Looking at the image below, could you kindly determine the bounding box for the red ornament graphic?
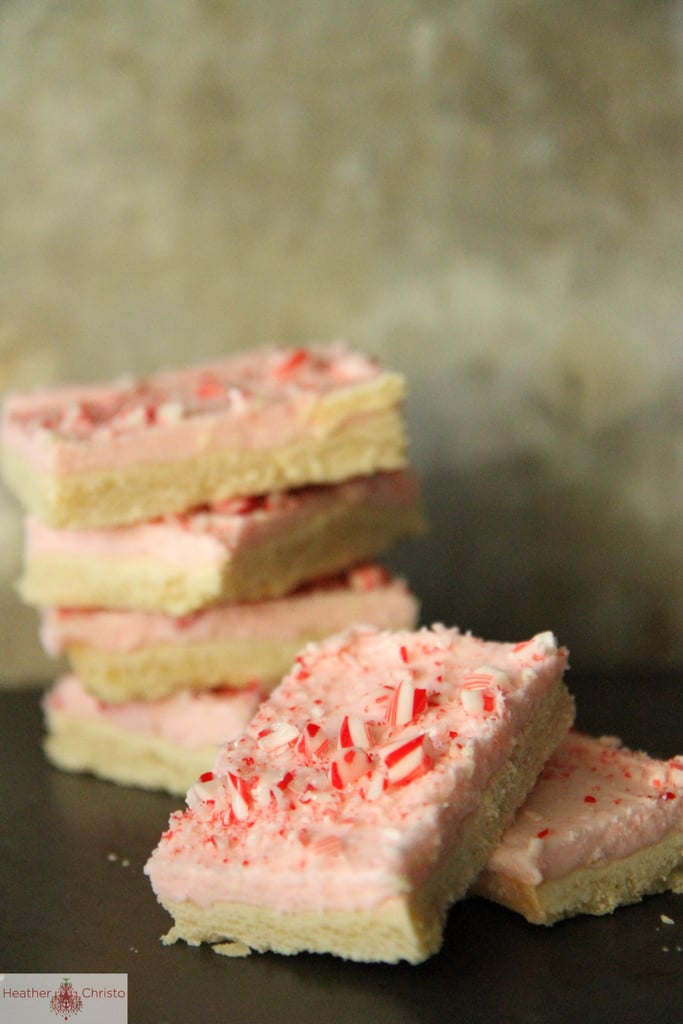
[50,978,83,1020]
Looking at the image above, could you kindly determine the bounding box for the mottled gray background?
[2,0,682,682]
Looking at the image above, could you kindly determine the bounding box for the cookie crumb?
[212,941,252,958]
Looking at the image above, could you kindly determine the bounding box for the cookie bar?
[43,675,261,795]
[475,731,683,924]
[1,342,408,529]
[145,625,573,963]
[40,565,419,703]
[19,471,424,614]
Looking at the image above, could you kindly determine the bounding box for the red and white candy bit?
[379,733,434,787]
[385,679,427,728]
[266,781,292,811]
[462,666,511,691]
[273,347,310,379]
[513,631,557,664]
[348,563,391,592]
[61,400,98,436]
[252,768,297,807]
[227,771,251,821]
[195,371,226,400]
[338,715,373,750]
[329,747,373,790]
[295,721,330,761]
[310,834,344,857]
[361,769,388,802]
[256,722,300,751]
[276,770,295,791]
[461,679,496,716]
[115,404,158,432]
[155,400,185,425]
[186,771,220,808]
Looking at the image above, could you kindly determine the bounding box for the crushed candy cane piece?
[329,747,373,789]
[115,405,155,431]
[338,714,373,749]
[462,666,511,691]
[296,722,330,761]
[195,372,226,400]
[362,769,388,802]
[379,732,434,786]
[385,679,427,727]
[257,722,299,751]
[227,772,251,821]
[310,834,344,857]
[274,347,310,378]
[513,631,557,663]
[156,400,185,424]
[461,680,496,716]
[186,773,220,808]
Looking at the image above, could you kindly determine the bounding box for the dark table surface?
[1,671,681,1024]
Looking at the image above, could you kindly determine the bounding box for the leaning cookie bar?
[19,471,424,614]
[145,625,574,963]
[1,343,408,530]
[475,731,683,924]
[40,565,419,702]
[43,675,262,796]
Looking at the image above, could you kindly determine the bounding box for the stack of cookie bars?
[1,342,424,793]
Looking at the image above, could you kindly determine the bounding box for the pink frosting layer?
[485,732,683,885]
[44,674,261,750]
[145,625,569,914]
[25,471,419,569]
[2,342,403,475]
[39,566,419,654]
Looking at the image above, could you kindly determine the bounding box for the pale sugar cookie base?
[19,501,424,614]
[474,829,683,925]
[43,708,220,795]
[3,400,407,530]
[20,555,225,617]
[156,679,574,963]
[65,638,316,702]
